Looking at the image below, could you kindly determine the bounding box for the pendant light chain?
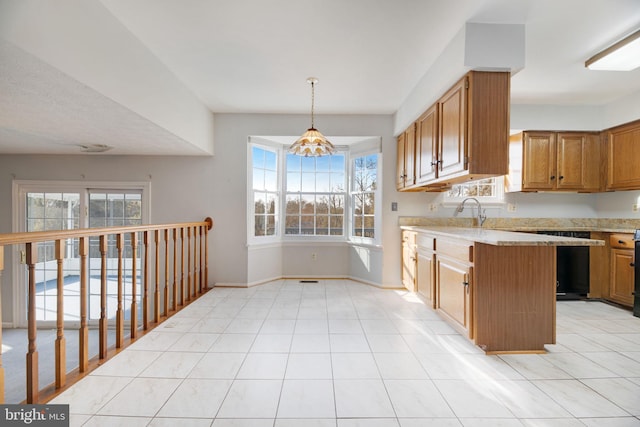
[310,80,315,129]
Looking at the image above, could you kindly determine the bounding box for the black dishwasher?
[538,231,590,300]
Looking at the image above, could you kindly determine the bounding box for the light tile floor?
[49,279,640,427]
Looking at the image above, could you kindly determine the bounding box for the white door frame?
[11,180,151,328]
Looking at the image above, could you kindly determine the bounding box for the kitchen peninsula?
[400,225,604,354]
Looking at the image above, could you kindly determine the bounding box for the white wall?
[3,112,640,322]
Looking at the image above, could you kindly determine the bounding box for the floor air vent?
[299,280,319,283]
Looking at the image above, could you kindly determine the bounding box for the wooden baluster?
[143,231,149,330]
[204,223,209,291]
[187,227,192,302]
[199,225,204,293]
[163,229,169,316]
[98,236,108,358]
[154,230,160,323]
[130,232,138,338]
[78,237,89,373]
[115,234,124,348]
[180,228,185,305]
[55,239,67,389]
[25,242,38,403]
[0,246,5,403]
[172,229,178,311]
[192,226,197,297]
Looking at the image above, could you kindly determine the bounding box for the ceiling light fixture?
[289,77,335,157]
[585,29,640,71]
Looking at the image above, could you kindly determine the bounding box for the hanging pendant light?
[289,77,335,157]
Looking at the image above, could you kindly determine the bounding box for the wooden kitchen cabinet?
[415,104,438,185]
[396,124,416,190]
[398,71,509,191]
[609,233,635,307]
[435,238,473,336]
[416,234,436,308]
[606,119,640,190]
[402,230,417,291]
[520,131,601,192]
[401,228,561,353]
[438,77,467,180]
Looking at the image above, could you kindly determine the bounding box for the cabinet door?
[607,122,640,190]
[402,232,417,291]
[556,133,600,191]
[404,124,416,187]
[415,105,438,185]
[438,77,467,179]
[523,132,556,190]
[610,248,634,307]
[417,251,435,308]
[437,257,471,332]
[396,133,406,190]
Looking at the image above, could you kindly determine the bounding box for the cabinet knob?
[619,240,625,244]
[631,262,635,267]
[550,175,556,180]
[559,176,564,180]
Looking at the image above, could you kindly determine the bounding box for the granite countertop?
[401,225,605,247]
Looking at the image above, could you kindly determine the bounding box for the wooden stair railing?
[0,217,213,404]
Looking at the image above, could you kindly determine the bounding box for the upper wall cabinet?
[396,123,416,190]
[397,71,510,192]
[606,119,640,191]
[512,131,601,192]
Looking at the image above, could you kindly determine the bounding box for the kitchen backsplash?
[399,217,640,233]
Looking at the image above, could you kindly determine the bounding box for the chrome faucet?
[454,197,487,227]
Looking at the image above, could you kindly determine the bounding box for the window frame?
[283,150,348,241]
[349,151,381,246]
[247,141,282,245]
[441,176,506,207]
[247,137,381,247]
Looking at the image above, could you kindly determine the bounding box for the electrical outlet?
[633,204,639,212]
[429,203,438,212]
[507,203,517,212]
[311,253,317,260]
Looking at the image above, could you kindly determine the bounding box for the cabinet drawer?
[417,234,435,251]
[436,239,473,263]
[610,233,634,249]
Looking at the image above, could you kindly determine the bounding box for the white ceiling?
[1,0,640,155]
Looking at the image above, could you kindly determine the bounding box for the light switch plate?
[391,202,398,211]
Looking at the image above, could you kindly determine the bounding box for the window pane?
[266,215,276,236]
[316,196,329,214]
[316,156,330,172]
[265,170,277,191]
[287,172,300,192]
[264,150,277,170]
[255,215,265,236]
[329,196,344,214]
[301,173,315,192]
[285,215,299,234]
[266,194,277,214]
[301,216,314,234]
[286,195,300,214]
[255,192,265,214]
[252,146,265,168]
[313,172,327,192]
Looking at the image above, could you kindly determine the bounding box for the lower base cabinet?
[417,252,435,308]
[402,229,557,353]
[436,256,472,336]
